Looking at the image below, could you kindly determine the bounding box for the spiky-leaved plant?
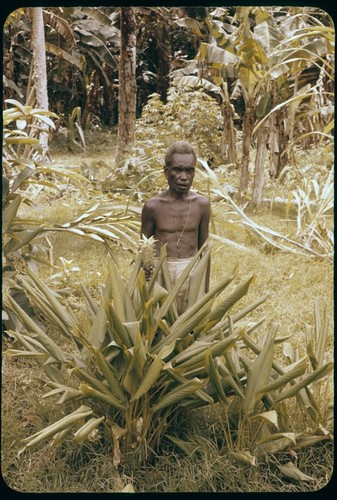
[4,241,333,468]
[138,234,156,270]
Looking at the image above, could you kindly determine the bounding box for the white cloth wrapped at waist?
[153,257,195,315]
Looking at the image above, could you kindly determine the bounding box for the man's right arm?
[141,200,156,238]
[140,200,156,280]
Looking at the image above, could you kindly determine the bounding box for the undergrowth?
[1,132,333,493]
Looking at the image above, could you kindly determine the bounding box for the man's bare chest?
[155,200,201,233]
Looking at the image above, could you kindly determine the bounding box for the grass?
[2,133,334,493]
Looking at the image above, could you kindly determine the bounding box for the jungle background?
[2,4,334,493]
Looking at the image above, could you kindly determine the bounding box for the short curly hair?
[164,141,197,168]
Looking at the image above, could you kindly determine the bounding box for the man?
[140,140,211,314]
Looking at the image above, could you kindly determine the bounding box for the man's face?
[165,153,196,194]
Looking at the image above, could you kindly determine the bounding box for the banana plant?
[4,240,333,466]
[174,6,334,204]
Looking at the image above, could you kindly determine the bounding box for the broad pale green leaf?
[22,269,73,336]
[166,301,213,345]
[186,244,211,307]
[19,405,93,454]
[314,299,330,367]
[45,42,82,68]
[166,434,199,456]
[2,194,22,232]
[151,379,202,413]
[42,382,82,399]
[157,341,176,361]
[71,367,112,395]
[198,42,239,65]
[4,98,27,113]
[73,416,105,443]
[79,383,125,411]
[108,258,127,321]
[172,340,213,366]
[258,432,297,445]
[294,434,332,449]
[104,299,131,347]
[87,297,109,348]
[250,410,279,429]
[253,21,281,53]
[164,365,214,404]
[123,321,140,347]
[175,334,238,370]
[4,293,66,363]
[64,228,85,236]
[274,362,333,403]
[205,275,255,327]
[83,233,105,242]
[165,259,236,339]
[4,136,40,145]
[4,349,49,360]
[256,93,272,118]
[277,462,314,482]
[217,360,246,399]
[93,347,126,402]
[31,113,56,129]
[232,450,257,467]
[205,348,228,404]
[243,325,277,414]
[324,119,334,134]
[131,356,164,401]
[260,357,307,393]
[238,65,260,96]
[11,166,35,191]
[257,433,297,453]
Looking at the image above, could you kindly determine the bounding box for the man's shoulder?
[192,191,210,206]
[143,191,167,208]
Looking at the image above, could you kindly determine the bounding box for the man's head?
[164,141,197,195]
[164,141,197,168]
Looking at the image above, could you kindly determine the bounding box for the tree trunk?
[221,83,237,165]
[115,7,137,164]
[30,7,49,159]
[269,109,288,179]
[239,99,254,195]
[156,20,171,104]
[252,124,268,205]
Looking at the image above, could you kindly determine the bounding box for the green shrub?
[4,240,332,471]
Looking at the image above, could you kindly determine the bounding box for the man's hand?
[142,264,153,281]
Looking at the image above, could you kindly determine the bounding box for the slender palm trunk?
[30,7,49,159]
[115,7,137,164]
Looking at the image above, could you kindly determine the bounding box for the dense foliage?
[2,5,334,493]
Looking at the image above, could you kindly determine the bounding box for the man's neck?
[167,188,191,200]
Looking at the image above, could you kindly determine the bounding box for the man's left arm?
[198,198,211,293]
